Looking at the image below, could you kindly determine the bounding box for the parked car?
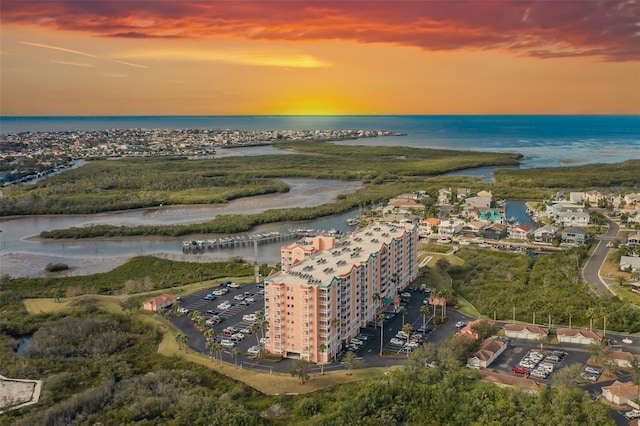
[203,293,217,300]
[220,339,235,348]
[405,341,420,349]
[400,292,411,299]
[416,326,432,334]
[243,313,257,322]
[456,321,466,328]
[176,307,190,314]
[511,366,530,375]
[233,294,246,301]
[396,331,409,339]
[217,301,233,310]
[206,309,219,315]
[219,281,232,287]
[389,338,405,346]
[243,297,256,304]
[231,333,245,341]
[228,282,241,288]
[624,410,640,420]
[584,365,602,375]
[247,345,260,356]
[351,338,365,346]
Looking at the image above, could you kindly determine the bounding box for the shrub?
[45,263,70,272]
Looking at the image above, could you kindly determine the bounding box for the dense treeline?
[450,246,640,332]
[0,302,613,425]
[494,159,640,196]
[0,256,256,298]
[1,143,521,216]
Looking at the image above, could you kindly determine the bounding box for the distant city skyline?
[1,1,639,116]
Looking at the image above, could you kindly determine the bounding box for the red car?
[511,366,530,375]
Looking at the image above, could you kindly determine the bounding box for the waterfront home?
[461,221,487,237]
[533,225,558,243]
[504,324,548,341]
[464,196,492,210]
[620,256,640,273]
[561,227,589,245]
[601,380,640,407]
[556,328,602,345]
[418,218,440,237]
[569,192,586,204]
[479,209,505,224]
[556,210,590,227]
[437,218,464,236]
[466,336,508,369]
[482,223,508,240]
[508,225,533,240]
[142,294,178,312]
[585,190,604,205]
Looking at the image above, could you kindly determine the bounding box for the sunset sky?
[1,1,639,116]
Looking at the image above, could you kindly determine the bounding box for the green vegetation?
[494,159,640,198]
[450,246,640,332]
[44,263,69,273]
[0,256,258,298]
[1,143,521,217]
[0,299,613,425]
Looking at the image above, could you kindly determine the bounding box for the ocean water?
[1,115,639,169]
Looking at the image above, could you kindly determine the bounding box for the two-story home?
[482,223,508,240]
[534,225,558,243]
[627,233,640,250]
[437,218,465,237]
[508,225,532,240]
[561,227,589,245]
[460,221,487,237]
[556,210,590,227]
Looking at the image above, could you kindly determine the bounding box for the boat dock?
[181,229,340,253]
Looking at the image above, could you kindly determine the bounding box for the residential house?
[464,196,492,210]
[585,190,604,205]
[419,218,440,237]
[625,192,640,205]
[482,223,508,241]
[437,188,452,206]
[142,294,177,312]
[461,221,487,237]
[569,192,586,204]
[504,324,548,341]
[561,227,589,245]
[459,319,484,340]
[437,218,464,237]
[457,188,471,200]
[477,190,493,199]
[478,370,544,394]
[556,210,590,227]
[627,233,640,250]
[466,336,508,369]
[389,196,423,210]
[620,256,640,273]
[556,328,602,345]
[508,225,532,240]
[534,225,559,243]
[608,349,636,368]
[601,380,640,407]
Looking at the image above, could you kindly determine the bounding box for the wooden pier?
[181,229,337,253]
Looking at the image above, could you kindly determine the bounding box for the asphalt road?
[582,216,619,296]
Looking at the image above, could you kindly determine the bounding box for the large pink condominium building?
[265,221,419,363]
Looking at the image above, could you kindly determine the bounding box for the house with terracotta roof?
[466,336,508,369]
[508,225,532,240]
[461,221,487,237]
[556,328,602,345]
[504,324,549,341]
[478,369,544,394]
[142,293,178,312]
[601,380,639,407]
[608,348,636,368]
[459,319,485,340]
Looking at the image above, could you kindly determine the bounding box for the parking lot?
[169,280,268,364]
[490,338,593,384]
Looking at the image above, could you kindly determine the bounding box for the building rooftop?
[271,222,415,286]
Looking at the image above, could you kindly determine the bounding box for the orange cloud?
[2,1,638,62]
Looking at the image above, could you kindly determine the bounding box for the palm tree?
[529,300,542,325]
[173,299,183,314]
[399,306,407,326]
[585,307,596,331]
[213,342,223,361]
[420,305,430,330]
[318,343,327,375]
[488,297,499,323]
[251,322,261,348]
[175,333,186,350]
[331,317,340,360]
[378,313,386,356]
[565,305,575,329]
[203,328,215,342]
[439,289,449,320]
[205,340,215,360]
[231,347,241,366]
[509,296,517,323]
[402,323,413,358]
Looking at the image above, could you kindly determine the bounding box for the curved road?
[582,216,619,296]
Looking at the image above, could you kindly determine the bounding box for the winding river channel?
[1,178,364,277]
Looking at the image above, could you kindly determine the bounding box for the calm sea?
[1,115,639,169]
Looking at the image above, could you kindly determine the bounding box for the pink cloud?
[2,1,638,62]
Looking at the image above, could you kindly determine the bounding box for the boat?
[346,217,359,226]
